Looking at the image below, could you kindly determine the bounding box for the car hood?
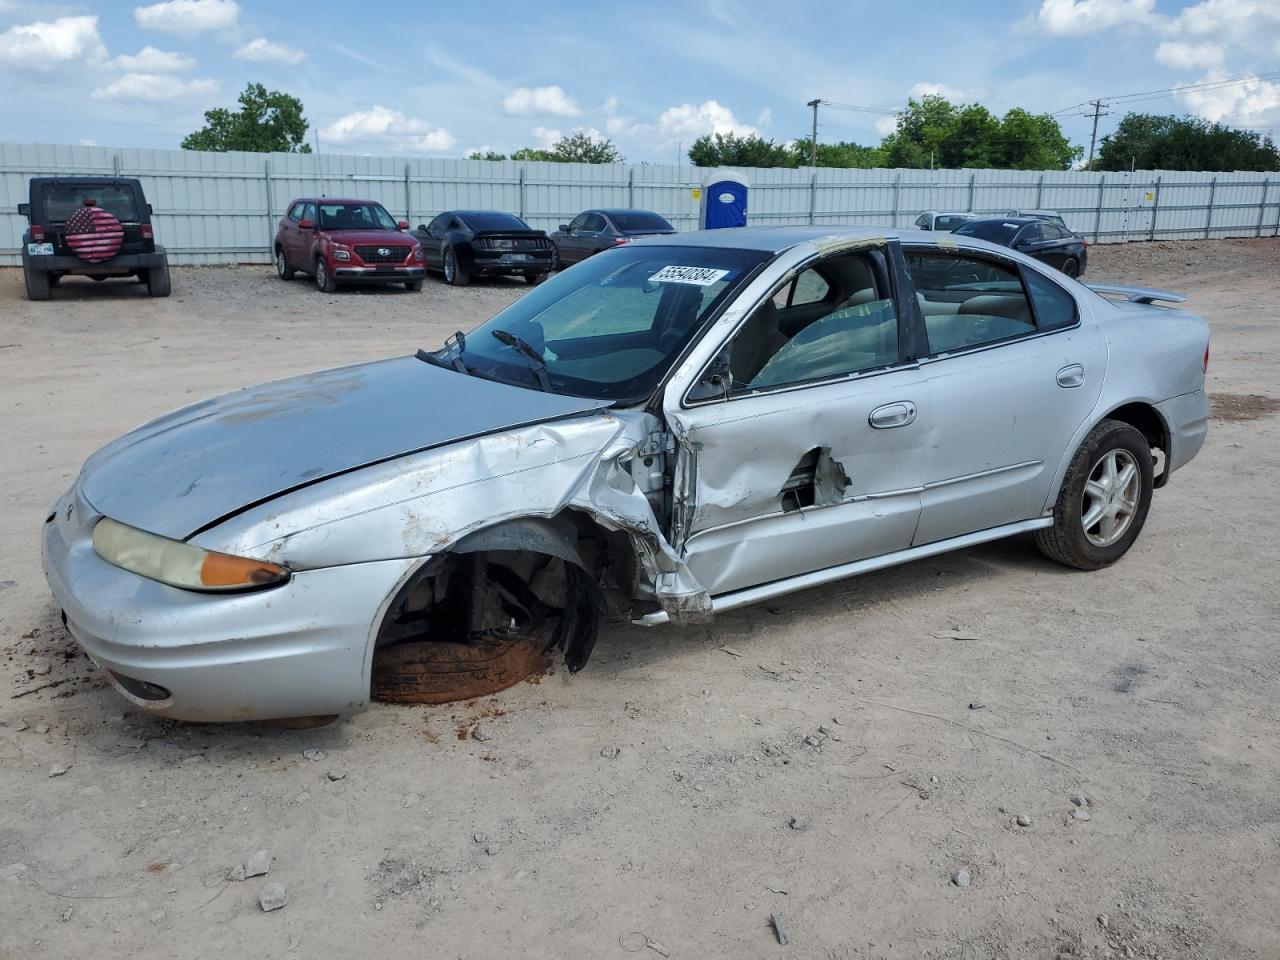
[78,357,611,540]
[321,229,417,246]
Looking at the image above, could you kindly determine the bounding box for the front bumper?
[41,486,419,722]
[332,265,425,283]
[22,250,166,275]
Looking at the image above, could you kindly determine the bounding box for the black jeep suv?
[19,176,171,300]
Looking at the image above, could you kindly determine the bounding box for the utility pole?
[807,98,820,168]
[1087,99,1109,169]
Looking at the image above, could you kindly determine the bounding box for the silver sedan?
[42,227,1211,721]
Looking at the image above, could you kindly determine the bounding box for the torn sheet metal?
[196,408,712,623]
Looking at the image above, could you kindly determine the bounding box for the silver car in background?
[42,227,1211,721]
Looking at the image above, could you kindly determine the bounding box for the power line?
[1054,68,1280,116]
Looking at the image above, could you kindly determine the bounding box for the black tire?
[146,259,171,297]
[275,247,295,280]
[1035,419,1154,571]
[523,272,546,285]
[404,280,423,291]
[443,247,469,286]
[1061,258,1080,278]
[550,247,561,271]
[23,266,52,301]
[315,257,336,293]
[48,274,62,288]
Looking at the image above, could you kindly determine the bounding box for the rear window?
[610,211,673,232]
[44,183,139,223]
[956,220,1021,244]
[460,211,529,231]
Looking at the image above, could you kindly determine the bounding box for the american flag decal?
[64,204,124,263]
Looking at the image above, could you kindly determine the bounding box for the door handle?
[868,401,917,429]
[1056,363,1085,388]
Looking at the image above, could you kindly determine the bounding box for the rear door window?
[44,183,139,223]
[1023,268,1079,330]
[905,251,1036,354]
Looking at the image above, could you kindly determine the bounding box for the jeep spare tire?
[64,202,124,263]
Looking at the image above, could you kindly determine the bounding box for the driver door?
[665,243,932,597]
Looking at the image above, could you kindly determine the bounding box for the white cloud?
[755,106,773,127]
[465,145,494,158]
[110,45,194,72]
[602,95,647,137]
[1177,70,1280,122]
[531,125,562,148]
[91,72,217,101]
[234,37,304,65]
[134,0,238,35]
[1154,40,1225,69]
[910,81,977,102]
[0,15,105,70]
[657,100,759,138]
[502,85,580,117]
[1036,0,1157,35]
[875,115,899,136]
[321,106,455,153]
[79,138,98,146]
[1172,0,1280,47]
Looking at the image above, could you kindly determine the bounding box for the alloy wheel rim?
[1081,448,1140,547]
[444,250,455,282]
[276,251,286,276]
[317,261,327,288]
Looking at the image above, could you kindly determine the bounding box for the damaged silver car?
[42,227,1211,721]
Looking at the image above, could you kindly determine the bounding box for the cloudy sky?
[1,0,1278,163]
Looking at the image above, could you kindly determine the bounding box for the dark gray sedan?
[955,216,1088,277]
[548,209,675,267]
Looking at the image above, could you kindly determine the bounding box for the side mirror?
[687,350,734,402]
[559,224,570,233]
[148,203,154,215]
[17,203,29,217]
[397,220,409,230]
[417,224,428,232]
[298,218,315,230]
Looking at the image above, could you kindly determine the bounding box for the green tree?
[789,138,886,168]
[509,133,622,163]
[688,132,794,167]
[181,83,311,153]
[469,150,508,161]
[1094,113,1280,171]
[879,95,1080,170]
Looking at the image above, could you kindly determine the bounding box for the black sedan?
[414,210,554,286]
[954,216,1088,277]
[548,209,675,268]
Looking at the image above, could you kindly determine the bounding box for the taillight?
[31,225,45,242]
[140,224,153,240]
[1203,342,1210,374]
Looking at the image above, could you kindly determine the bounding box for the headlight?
[333,249,351,261]
[92,517,290,592]
[413,247,424,261]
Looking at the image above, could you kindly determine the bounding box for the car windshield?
[317,202,398,230]
[440,245,769,402]
[44,184,138,223]
[610,211,673,232]
[956,220,1021,244]
[461,211,529,231]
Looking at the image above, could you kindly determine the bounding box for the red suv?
[274,198,425,292]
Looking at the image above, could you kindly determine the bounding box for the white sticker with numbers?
[649,265,729,286]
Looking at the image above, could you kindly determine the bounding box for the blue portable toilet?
[699,169,749,229]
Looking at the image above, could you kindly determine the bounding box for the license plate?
[501,253,531,262]
[27,242,54,256]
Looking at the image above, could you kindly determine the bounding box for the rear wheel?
[23,266,52,301]
[1035,419,1153,570]
[443,247,469,286]
[146,259,171,297]
[1061,257,1080,278]
[275,247,295,280]
[523,271,547,285]
[404,279,423,291]
[315,257,336,293]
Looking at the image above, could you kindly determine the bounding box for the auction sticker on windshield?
[650,265,730,286]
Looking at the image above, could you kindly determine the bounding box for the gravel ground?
[1,240,1278,960]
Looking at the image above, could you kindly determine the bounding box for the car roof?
[963,216,1039,226]
[1017,209,1063,216]
[592,208,666,217]
[292,197,383,205]
[449,210,523,219]
[30,176,140,183]
[629,225,903,253]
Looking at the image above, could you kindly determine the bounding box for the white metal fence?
[3,141,1278,266]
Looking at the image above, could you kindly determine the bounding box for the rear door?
[666,241,932,597]
[902,247,1107,544]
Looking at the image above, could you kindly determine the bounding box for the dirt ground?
[1,239,1277,960]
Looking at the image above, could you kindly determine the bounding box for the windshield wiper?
[491,329,551,391]
[416,330,473,375]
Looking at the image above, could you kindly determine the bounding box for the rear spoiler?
[1086,283,1186,305]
